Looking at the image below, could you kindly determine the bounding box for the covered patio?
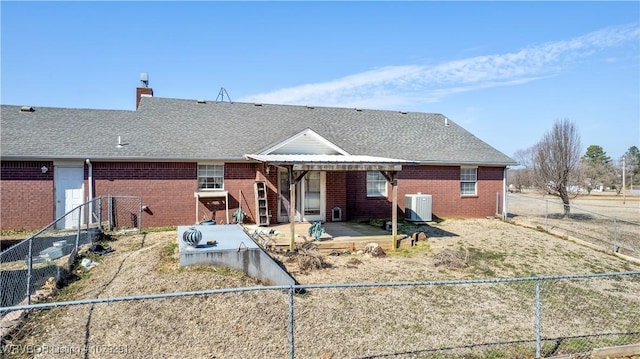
[245,221,413,253]
[246,152,419,251]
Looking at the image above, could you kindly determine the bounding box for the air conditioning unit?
[405,194,432,223]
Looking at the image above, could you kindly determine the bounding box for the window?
[460,167,477,195]
[367,171,387,197]
[198,164,224,190]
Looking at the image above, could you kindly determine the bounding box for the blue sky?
[1,1,639,162]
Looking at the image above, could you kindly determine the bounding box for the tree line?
[509,118,639,217]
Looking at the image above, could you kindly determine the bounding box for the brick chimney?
[136,72,153,109]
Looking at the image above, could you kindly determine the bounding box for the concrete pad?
[177,224,297,287]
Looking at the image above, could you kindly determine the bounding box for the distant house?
[0,80,517,231]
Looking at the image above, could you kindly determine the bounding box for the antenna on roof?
[216,87,232,103]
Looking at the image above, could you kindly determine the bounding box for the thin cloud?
[240,23,639,109]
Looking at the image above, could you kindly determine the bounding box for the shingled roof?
[1,97,517,166]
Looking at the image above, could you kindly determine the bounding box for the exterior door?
[54,163,85,229]
[300,171,325,222]
[277,169,292,222]
[277,169,325,223]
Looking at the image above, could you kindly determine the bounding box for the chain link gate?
[104,196,142,234]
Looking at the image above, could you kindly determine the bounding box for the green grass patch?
[140,226,177,234]
[388,241,431,258]
[0,228,36,237]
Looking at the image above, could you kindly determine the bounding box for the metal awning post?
[288,169,308,251]
[289,167,295,251]
[391,172,398,250]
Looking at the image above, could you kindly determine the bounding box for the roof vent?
[306,105,315,109]
[254,103,263,107]
[196,99,206,104]
[140,72,149,87]
[399,111,408,115]
[355,108,363,112]
[20,106,34,112]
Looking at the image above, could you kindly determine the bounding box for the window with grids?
[198,164,224,190]
[367,171,387,197]
[460,167,477,195]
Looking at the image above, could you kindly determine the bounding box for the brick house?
[1,81,517,231]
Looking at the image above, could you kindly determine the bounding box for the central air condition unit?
[405,194,432,223]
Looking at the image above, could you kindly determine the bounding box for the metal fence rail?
[508,194,640,259]
[1,195,141,313]
[0,198,103,312]
[2,272,639,358]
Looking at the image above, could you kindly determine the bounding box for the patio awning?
[245,154,417,171]
[245,153,414,251]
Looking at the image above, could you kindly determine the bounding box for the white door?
[301,171,325,222]
[55,164,85,229]
[277,170,326,223]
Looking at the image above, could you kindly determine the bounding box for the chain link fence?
[508,193,640,259]
[1,272,639,358]
[1,196,140,315]
[0,197,102,312]
[102,195,142,234]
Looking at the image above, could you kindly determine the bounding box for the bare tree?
[509,147,535,192]
[531,119,582,217]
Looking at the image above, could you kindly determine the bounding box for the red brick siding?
[221,163,261,224]
[326,171,347,221]
[1,161,55,230]
[94,162,266,227]
[347,166,504,221]
[1,161,505,230]
[398,165,504,218]
[346,171,392,220]
[93,162,196,227]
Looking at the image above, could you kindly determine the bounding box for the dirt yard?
[4,215,640,358]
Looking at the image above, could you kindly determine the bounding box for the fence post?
[26,236,33,305]
[288,285,295,359]
[613,218,618,253]
[535,279,542,358]
[545,200,549,232]
[138,198,143,233]
[99,196,103,230]
[108,196,114,231]
[75,208,81,250]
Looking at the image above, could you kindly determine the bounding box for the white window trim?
[367,171,388,197]
[197,163,225,191]
[460,166,478,196]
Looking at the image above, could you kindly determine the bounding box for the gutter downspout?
[86,159,93,224]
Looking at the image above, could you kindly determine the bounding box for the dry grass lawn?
[3,217,640,358]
